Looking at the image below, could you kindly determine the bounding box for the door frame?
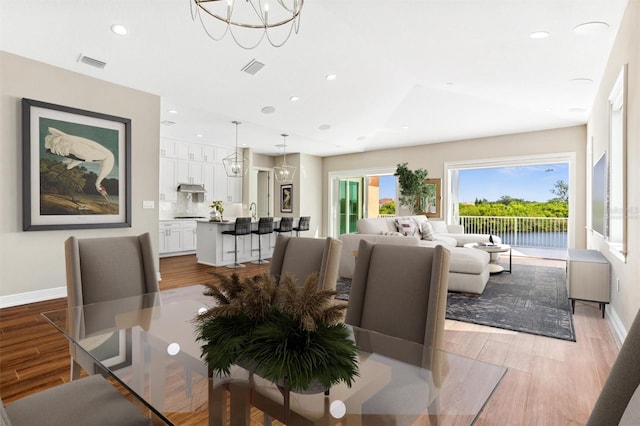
[328,167,395,238]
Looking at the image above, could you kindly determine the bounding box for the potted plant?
[394,162,434,214]
[195,272,359,393]
[209,200,224,221]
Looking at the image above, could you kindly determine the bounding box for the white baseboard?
[607,305,627,348]
[0,286,67,309]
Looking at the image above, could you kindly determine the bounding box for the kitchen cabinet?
[159,220,198,256]
[160,139,243,204]
[159,157,177,201]
[177,160,205,185]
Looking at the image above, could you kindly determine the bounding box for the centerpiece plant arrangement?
[195,272,360,393]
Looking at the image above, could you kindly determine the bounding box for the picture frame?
[421,178,441,218]
[22,98,131,231]
[280,184,293,213]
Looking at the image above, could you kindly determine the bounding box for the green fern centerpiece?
[195,273,359,392]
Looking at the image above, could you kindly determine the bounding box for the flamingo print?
[44,127,115,201]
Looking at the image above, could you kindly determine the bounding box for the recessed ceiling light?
[318,124,331,131]
[529,31,549,39]
[570,78,593,85]
[289,96,299,102]
[325,74,337,81]
[402,125,409,130]
[261,106,276,114]
[196,133,203,138]
[574,21,609,35]
[568,107,586,113]
[110,24,128,36]
[168,109,178,114]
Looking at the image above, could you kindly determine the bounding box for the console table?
[567,249,610,318]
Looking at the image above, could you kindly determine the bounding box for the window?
[608,64,627,261]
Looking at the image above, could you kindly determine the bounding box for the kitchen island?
[196,218,292,267]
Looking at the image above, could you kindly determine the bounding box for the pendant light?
[274,133,296,182]
[222,120,247,178]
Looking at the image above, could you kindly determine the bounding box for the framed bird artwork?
[22,98,131,230]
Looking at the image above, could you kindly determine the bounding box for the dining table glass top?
[42,292,506,425]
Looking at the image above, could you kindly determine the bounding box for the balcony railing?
[459,216,568,249]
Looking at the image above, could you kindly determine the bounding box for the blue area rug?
[336,263,576,341]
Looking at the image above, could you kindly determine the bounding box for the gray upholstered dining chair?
[269,234,342,291]
[345,240,451,424]
[0,374,151,425]
[586,307,640,425]
[64,232,159,380]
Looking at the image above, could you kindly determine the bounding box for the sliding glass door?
[339,178,362,234]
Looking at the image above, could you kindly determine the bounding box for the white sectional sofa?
[339,215,500,294]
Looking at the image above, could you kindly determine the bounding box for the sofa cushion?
[357,217,397,234]
[395,218,420,237]
[429,220,449,234]
[420,221,435,240]
[448,247,489,274]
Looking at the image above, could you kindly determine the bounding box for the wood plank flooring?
[0,254,619,425]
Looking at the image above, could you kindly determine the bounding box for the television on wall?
[592,151,607,237]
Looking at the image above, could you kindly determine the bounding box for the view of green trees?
[458,180,568,233]
[379,200,396,215]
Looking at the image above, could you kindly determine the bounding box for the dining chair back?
[269,234,342,291]
[64,232,159,379]
[586,307,640,425]
[345,241,450,424]
[346,241,450,372]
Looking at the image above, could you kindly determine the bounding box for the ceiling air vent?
[161,120,176,126]
[241,59,265,75]
[78,54,107,69]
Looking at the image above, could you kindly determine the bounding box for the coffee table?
[464,242,512,274]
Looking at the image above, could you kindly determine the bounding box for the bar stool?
[222,217,252,268]
[293,216,310,237]
[251,217,273,265]
[274,216,293,236]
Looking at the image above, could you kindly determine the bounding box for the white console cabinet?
[567,249,610,318]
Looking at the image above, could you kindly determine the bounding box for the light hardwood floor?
[0,254,619,425]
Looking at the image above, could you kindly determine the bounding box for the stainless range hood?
[177,183,206,203]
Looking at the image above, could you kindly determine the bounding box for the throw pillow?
[420,221,436,240]
[429,220,448,234]
[381,231,404,236]
[394,218,419,237]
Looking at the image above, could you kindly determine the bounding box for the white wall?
[587,0,640,335]
[299,154,323,237]
[0,52,160,306]
[322,125,587,247]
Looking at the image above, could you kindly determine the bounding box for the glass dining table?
[42,292,506,426]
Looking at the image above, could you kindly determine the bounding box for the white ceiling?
[0,0,628,157]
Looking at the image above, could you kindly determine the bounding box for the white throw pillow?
[394,218,419,237]
[429,220,448,234]
[420,221,436,240]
